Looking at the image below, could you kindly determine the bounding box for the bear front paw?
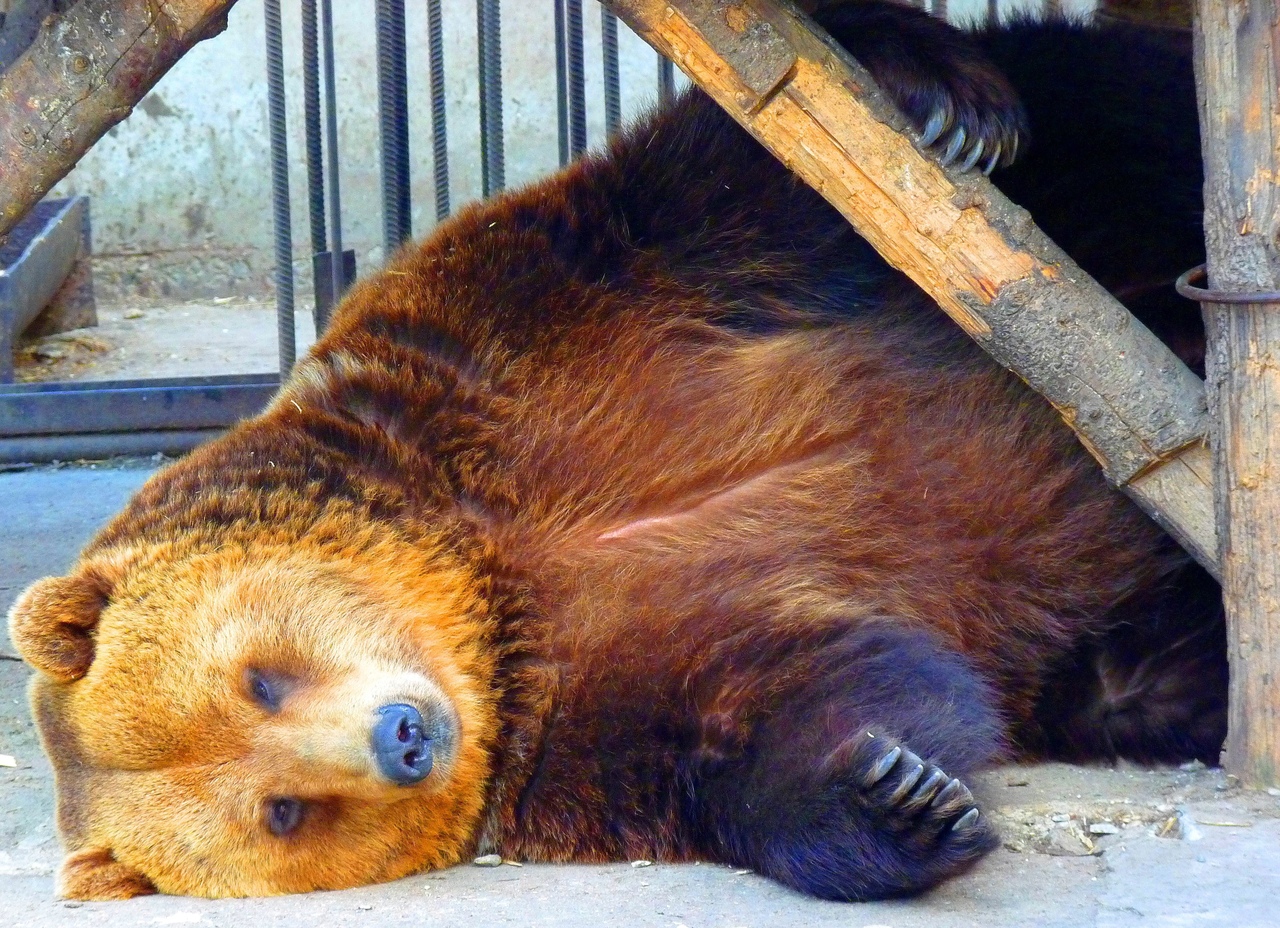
[813,4,1029,174]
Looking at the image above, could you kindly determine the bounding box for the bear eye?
[245,668,283,711]
[266,797,306,837]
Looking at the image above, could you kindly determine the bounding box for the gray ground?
[3,464,1280,928]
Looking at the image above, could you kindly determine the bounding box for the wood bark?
[0,0,238,242]
[1193,0,1280,786]
[604,0,1219,575]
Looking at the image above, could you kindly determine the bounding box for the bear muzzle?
[372,703,434,785]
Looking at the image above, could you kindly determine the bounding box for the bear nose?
[372,703,434,785]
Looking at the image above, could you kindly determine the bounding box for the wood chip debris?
[473,854,503,867]
[1196,820,1253,827]
[0,754,16,767]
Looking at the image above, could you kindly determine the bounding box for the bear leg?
[691,622,1002,900]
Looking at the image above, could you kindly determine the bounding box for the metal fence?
[0,0,1067,463]
[263,0,683,375]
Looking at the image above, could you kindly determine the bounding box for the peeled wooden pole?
[605,0,1219,575]
[0,0,239,241]
[1193,0,1280,786]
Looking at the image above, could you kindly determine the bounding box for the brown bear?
[8,1,1223,903]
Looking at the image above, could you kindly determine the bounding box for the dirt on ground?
[14,299,316,383]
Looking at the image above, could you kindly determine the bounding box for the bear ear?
[59,848,156,900]
[7,566,116,683]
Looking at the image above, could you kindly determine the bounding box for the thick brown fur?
[9,2,1222,903]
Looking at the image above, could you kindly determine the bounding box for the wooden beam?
[0,0,239,241]
[604,0,1219,576]
[1193,0,1280,787]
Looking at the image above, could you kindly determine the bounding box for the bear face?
[14,527,501,897]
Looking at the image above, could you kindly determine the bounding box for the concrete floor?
[16,301,316,383]
[3,464,1280,927]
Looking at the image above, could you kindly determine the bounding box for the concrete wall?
[48,0,1094,300]
[50,0,675,298]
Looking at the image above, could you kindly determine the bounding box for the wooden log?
[0,0,239,242]
[604,0,1219,575]
[1193,0,1280,786]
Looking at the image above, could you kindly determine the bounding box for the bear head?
[8,504,501,899]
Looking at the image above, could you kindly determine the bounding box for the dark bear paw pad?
[858,734,985,839]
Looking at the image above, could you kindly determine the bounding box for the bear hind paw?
[855,734,985,838]
[770,731,997,901]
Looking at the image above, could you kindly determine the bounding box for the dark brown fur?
[10,3,1222,901]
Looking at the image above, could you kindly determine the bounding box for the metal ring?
[1175,264,1280,306]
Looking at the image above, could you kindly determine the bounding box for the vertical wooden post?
[1193,0,1280,786]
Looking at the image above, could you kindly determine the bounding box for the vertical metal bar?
[319,0,344,332]
[427,0,450,219]
[932,0,948,19]
[264,0,295,374]
[554,0,568,166]
[301,0,326,256]
[658,53,675,105]
[987,0,999,24]
[601,7,620,138]
[476,0,489,195]
[566,0,586,156]
[477,0,504,195]
[376,0,411,253]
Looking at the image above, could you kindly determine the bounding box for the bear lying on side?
[9,1,1223,902]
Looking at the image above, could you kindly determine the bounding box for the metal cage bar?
[376,0,412,253]
[477,0,505,196]
[427,0,451,219]
[301,0,327,256]
[658,53,675,104]
[566,0,586,157]
[601,7,621,138]
[555,0,569,165]
[264,0,295,374]
[319,0,345,333]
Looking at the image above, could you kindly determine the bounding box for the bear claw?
[863,744,903,787]
[886,759,926,804]
[980,142,1002,175]
[855,734,986,841]
[919,109,948,147]
[959,138,986,173]
[951,807,982,832]
[939,127,968,167]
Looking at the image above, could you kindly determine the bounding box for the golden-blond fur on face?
[13,523,500,898]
